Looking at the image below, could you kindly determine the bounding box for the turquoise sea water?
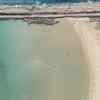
[0,20,88,100]
[0,0,99,5]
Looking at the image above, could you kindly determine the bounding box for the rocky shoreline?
[0,2,100,13]
[0,2,99,25]
[0,2,100,15]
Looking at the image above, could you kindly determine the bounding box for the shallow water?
[0,19,88,100]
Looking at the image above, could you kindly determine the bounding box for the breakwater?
[0,2,100,17]
[0,2,99,25]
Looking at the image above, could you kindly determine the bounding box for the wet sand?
[67,18,100,100]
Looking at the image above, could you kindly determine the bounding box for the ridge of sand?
[68,18,100,100]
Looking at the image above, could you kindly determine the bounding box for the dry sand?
[67,18,100,100]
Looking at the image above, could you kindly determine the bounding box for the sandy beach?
[67,18,100,100]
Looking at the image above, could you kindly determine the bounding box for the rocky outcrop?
[23,18,59,25]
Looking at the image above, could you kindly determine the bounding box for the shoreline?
[67,18,93,100]
[68,18,100,100]
[65,18,92,100]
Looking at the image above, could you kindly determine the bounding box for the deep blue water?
[0,0,99,5]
